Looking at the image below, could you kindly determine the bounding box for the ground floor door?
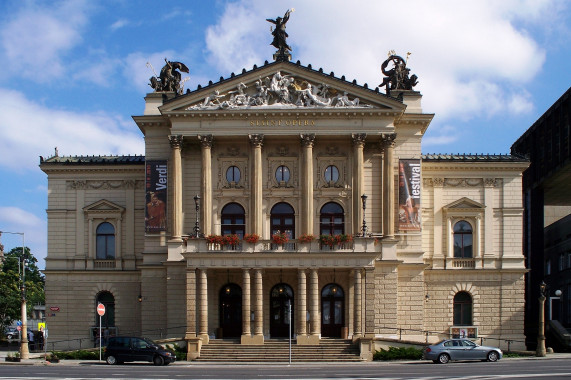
[321,283,344,338]
[270,283,294,338]
[219,283,242,338]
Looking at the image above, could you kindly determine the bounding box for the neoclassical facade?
[41,58,529,359]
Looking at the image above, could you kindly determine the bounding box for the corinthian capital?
[169,135,183,149]
[351,133,366,146]
[381,133,397,148]
[300,133,316,147]
[249,134,264,147]
[198,134,213,148]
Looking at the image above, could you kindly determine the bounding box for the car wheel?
[487,351,499,362]
[438,353,450,364]
[6,334,13,340]
[106,355,118,365]
[153,355,164,366]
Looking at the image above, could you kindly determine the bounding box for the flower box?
[243,234,260,244]
[298,234,315,243]
[272,232,289,245]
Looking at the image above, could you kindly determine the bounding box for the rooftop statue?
[267,9,294,61]
[149,58,190,94]
[379,53,418,96]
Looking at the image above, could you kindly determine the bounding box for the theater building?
[40,53,529,359]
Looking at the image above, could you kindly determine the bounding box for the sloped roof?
[422,153,528,162]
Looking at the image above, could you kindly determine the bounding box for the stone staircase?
[195,338,362,362]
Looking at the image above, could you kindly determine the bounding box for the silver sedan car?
[423,338,502,364]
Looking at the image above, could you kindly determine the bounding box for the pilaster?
[198,135,213,236]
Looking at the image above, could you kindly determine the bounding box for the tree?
[0,246,45,334]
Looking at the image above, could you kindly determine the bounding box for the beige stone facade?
[41,60,529,358]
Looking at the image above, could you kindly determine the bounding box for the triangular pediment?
[83,199,125,214]
[444,197,485,210]
[160,61,405,113]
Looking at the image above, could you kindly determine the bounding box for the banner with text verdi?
[398,159,421,232]
[145,161,168,233]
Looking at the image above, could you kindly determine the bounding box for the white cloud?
[0,88,144,172]
[0,0,90,82]
[0,207,43,228]
[204,0,557,123]
[422,124,460,149]
[110,18,129,31]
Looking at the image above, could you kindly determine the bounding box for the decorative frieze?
[67,180,143,190]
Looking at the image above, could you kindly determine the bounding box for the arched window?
[320,202,344,235]
[275,165,290,184]
[453,291,472,326]
[221,203,246,238]
[271,202,295,239]
[96,291,115,327]
[324,165,339,184]
[226,166,241,184]
[453,221,473,258]
[96,222,115,259]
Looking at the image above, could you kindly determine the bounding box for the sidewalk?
[1,350,570,366]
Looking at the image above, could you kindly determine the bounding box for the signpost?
[97,303,105,361]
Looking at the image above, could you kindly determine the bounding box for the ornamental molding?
[423,177,501,188]
[67,180,144,190]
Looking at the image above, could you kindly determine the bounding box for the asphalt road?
[1,357,571,379]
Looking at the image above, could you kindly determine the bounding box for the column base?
[186,337,202,360]
[296,334,320,345]
[198,334,210,344]
[241,334,264,345]
[358,337,374,361]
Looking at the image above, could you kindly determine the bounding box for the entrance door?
[219,283,242,338]
[321,284,344,338]
[270,283,294,338]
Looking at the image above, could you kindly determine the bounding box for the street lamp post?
[193,194,201,238]
[0,231,29,359]
[537,281,547,357]
[361,194,368,237]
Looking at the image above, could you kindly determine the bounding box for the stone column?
[169,135,183,240]
[242,269,251,337]
[198,135,213,236]
[253,268,264,343]
[300,134,315,235]
[382,133,396,238]
[198,268,209,343]
[352,134,366,235]
[309,269,320,340]
[353,269,362,338]
[249,135,264,235]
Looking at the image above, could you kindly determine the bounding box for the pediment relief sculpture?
[186,71,373,110]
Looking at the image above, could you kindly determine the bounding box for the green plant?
[54,350,99,360]
[373,346,423,361]
[166,343,187,361]
[319,234,335,247]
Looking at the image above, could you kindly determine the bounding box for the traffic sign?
[97,303,106,316]
[16,326,21,331]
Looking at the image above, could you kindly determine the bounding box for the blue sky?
[0,0,569,269]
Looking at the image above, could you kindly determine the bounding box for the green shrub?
[166,343,187,361]
[373,346,423,361]
[54,350,99,360]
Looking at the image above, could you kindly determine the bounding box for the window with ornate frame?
[268,158,297,188]
[275,165,290,185]
[219,160,246,189]
[443,198,484,261]
[226,166,241,184]
[84,199,124,268]
[316,157,346,189]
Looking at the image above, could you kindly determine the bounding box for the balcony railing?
[451,258,476,269]
[94,260,116,269]
[185,238,371,254]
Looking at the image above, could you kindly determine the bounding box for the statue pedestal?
[273,51,292,62]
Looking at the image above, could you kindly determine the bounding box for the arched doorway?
[219,283,242,338]
[321,283,344,337]
[270,283,294,338]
